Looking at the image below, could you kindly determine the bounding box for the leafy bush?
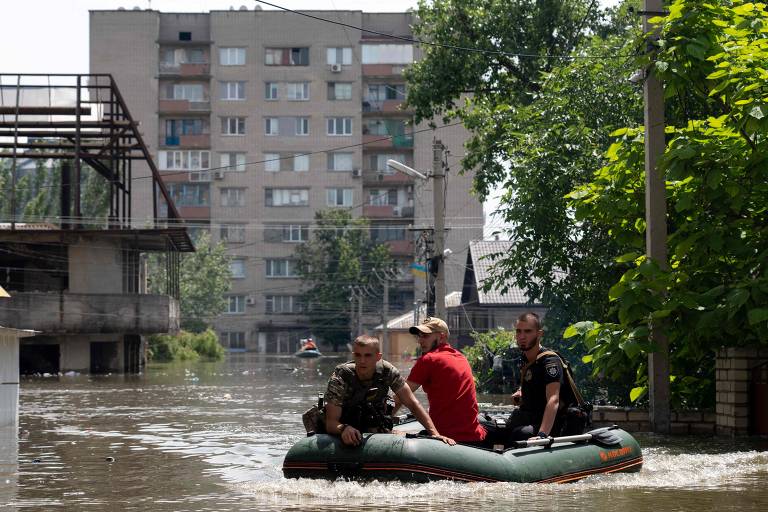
[462,328,516,392]
[148,329,225,362]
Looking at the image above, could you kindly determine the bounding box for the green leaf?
[629,386,647,402]
[581,354,593,364]
[706,69,728,79]
[563,325,579,338]
[748,308,768,325]
[615,252,641,263]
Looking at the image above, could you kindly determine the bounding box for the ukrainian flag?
[410,262,427,278]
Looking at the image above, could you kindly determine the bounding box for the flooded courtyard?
[2,354,768,511]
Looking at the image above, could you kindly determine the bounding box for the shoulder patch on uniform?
[545,364,561,378]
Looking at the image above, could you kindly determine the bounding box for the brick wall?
[715,346,768,436]
[592,406,716,434]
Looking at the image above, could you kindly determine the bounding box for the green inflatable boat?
[283,424,642,483]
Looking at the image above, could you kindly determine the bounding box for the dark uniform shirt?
[325,360,405,432]
[519,347,564,422]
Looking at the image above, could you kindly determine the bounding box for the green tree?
[566,0,768,408]
[294,209,396,350]
[148,231,231,333]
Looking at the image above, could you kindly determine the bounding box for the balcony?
[362,99,406,114]
[159,62,211,77]
[362,133,414,149]
[0,292,180,334]
[158,99,210,114]
[161,134,210,148]
[362,170,414,186]
[385,239,414,256]
[363,205,414,219]
[362,64,407,77]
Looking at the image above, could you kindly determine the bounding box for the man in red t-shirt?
[395,317,487,444]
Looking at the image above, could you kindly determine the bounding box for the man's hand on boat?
[428,433,456,445]
[340,424,364,446]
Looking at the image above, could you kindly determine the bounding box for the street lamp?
[387,140,447,320]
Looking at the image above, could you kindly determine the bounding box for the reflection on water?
[5,354,768,511]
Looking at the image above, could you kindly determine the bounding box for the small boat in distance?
[295,338,322,358]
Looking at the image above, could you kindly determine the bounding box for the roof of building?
[466,240,539,305]
[374,291,462,331]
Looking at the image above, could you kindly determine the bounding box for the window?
[266,259,299,278]
[220,47,246,66]
[167,183,209,206]
[225,295,246,314]
[327,117,352,136]
[265,118,279,136]
[264,224,309,243]
[286,82,310,101]
[265,82,279,100]
[328,82,352,100]
[160,48,205,67]
[179,31,192,41]
[220,224,246,243]
[327,47,353,65]
[168,84,205,101]
[159,150,210,170]
[165,119,206,137]
[265,295,304,314]
[264,153,280,172]
[220,81,245,100]
[328,152,353,171]
[361,44,413,64]
[371,225,407,242]
[327,188,353,207]
[363,119,407,137]
[221,331,246,350]
[265,47,309,66]
[220,187,245,207]
[220,152,246,172]
[221,117,245,135]
[369,188,397,206]
[265,188,309,206]
[295,117,310,136]
[229,259,246,278]
[366,83,406,101]
[293,154,309,172]
[370,154,406,172]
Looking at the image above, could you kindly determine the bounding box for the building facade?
[90,8,483,353]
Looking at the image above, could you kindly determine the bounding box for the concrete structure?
[89,8,483,353]
[716,346,768,436]
[0,325,36,428]
[455,240,546,346]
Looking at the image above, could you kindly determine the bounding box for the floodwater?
[2,354,768,511]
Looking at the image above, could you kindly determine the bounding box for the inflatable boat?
[294,348,322,358]
[283,422,642,483]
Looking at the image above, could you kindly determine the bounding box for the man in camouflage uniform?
[324,335,455,447]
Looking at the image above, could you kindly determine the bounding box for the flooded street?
[3,354,768,511]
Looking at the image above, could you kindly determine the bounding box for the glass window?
[221,117,245,135]
[220,224,246,243]
[230,259,246,278]
[283,224,309,242]
[167,183,209,206]
[265,82,279,100]
[370,153,406,172]
[295,117,309,136]
[371,225,407,242]
[220,152,246,172]
[220,188,245,207]
[327,47,353,65]
[264,153,280,172]
[265,188,309,206]
[327,117,352,136]
[286,82,310,101]
[328,82,352,100]
[328,152,353,171]
[265,118,279,136]
[220,81,245,100]
[361,44,413,64]
[326,188,353,207]
[265,295,304,314]
[221,331,246,350]
[171,84,204,101]
[265,47,309,66]
[220,47,246,66]
[159,150,210,170]
[266,259,298,278]
[293,154,309,172]
[225,295,246,313]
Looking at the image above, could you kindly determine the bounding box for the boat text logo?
[599,446,632,462]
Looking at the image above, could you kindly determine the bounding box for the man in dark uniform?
[324,335,455,447]
[507,312,565,441]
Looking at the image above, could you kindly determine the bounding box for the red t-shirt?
[407,343,486,442]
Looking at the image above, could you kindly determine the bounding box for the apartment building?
[90,7,483,352]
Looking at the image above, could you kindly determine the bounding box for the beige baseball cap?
[409,317,449,336]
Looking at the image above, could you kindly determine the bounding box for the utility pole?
[643,0,670,434]
[349,287,356,339]
[357,287,363,335]
[382,277,389,357]
[432,140,447,320]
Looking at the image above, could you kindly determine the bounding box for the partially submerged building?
[0,74,193,374]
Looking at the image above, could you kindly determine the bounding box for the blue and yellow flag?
[410,263,427,278]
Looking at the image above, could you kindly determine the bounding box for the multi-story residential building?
[90,7,483,353]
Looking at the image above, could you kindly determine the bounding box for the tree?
[148,231,231,333]
[294,209,396,350]
[566,0,768,408]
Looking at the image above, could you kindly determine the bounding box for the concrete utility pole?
[432,140,447,321]
[382,278,389,357]
[643,0,670,434]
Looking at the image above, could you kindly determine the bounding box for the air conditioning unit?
[213,170,225,180]
[393,206,401,217]
[352,168,361,178]
[330,63,342,73]
[246,296,256,306]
